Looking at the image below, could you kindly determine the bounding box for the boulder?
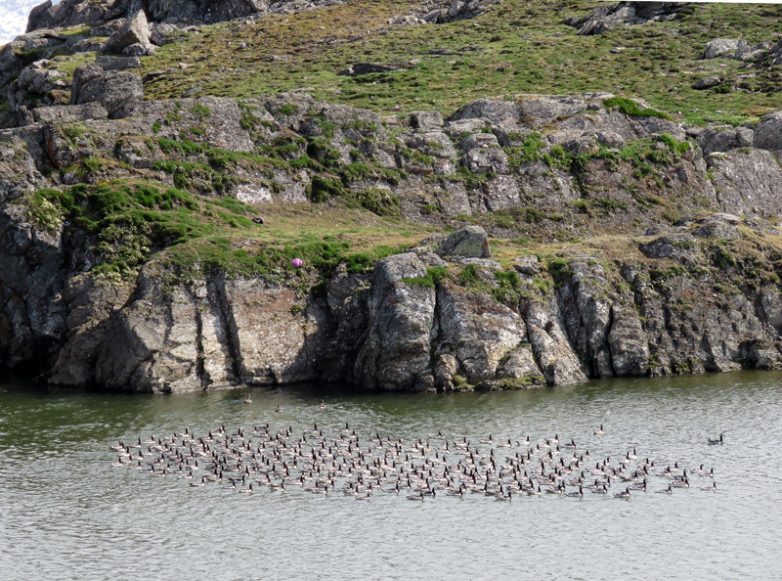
[702,38,768,61]
[708,149,782,216]
[772,39,782,65]
[460,133,508,174]
[690,213,741,240]
[753,112,782,151]
[698,126,754,155]
[33,102,109,123]
[567,2,688,36]
[338,62,410,77]
[104,10,153,55]
[409,111,444,130]
[95,56,142,70]
[422,0,500,23]
[639,233,699,261]
[514,256,540,276]
[450,99,520,130]
[702,38,742,59]
[692,76,723,90]
[27,0,129,33]
[516,94,590,129]
[71,64,143,119]
[437,226,490,259]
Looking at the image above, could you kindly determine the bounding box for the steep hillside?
[1,0,782,393]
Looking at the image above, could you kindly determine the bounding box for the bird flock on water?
[111,422,721,501]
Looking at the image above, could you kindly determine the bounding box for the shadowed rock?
[437,226,490,259]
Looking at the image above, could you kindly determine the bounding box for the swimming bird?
[707,433,724,445]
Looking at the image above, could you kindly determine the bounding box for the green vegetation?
[142,0,782,126]
[26,180,431,283]
[402,266,449,288]
[547,257,573,281]
[191,103,212,119]
[603,97,670,120]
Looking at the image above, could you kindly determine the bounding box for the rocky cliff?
[2,0,782,393]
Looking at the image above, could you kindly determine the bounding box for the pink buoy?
[291,258,304,268]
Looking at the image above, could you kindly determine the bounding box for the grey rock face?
[708,149,782,216]
[702,38,769,61]
[692,76,723,90]
[435,284,531,388]
[703,38,742,59]
[409,111,444,130]
[353,253,437,391]
[71,63,143,118]
[27,0,129,32]
[567,2,688,36]
[104,10,153,56]
[698,126,754,155]
[524,302,587,386]
[0,83,781,393]
[754,112,782,151]
[420,0,500,23]
[437,226,490,259]
[33,102,109,123]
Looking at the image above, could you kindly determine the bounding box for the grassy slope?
[138,0,782,126]
[33,1,782,289]
[28,180,434,284]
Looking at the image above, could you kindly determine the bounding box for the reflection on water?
[1,372,781,580]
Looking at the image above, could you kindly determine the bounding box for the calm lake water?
[1,371,781,580]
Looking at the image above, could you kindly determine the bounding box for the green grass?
[140,0,782,126]
[26,180,433,284]
[402,266,449,288]
[603,97,670,120]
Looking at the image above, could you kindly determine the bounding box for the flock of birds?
[111,421,723,502]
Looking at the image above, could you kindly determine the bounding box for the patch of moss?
[603,97,671,120]
[402,266,448,288]
[506,132,545,170]
[347,188,401,216]
[547,257,573,282]
[492,269,523,304]
[191,103,212,119]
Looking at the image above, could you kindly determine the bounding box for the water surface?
[1,372,780,580]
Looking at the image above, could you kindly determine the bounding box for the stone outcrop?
[3,177,782,395]
[2,6,782,394]
[25,0,349,33]
[103,9,154,56]
[70,62,144,118]
[566,2,689,36]
[437,226,490,259]
[702,38,771,62]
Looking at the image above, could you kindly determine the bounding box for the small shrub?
[349,188,400,216]
[278,103,298,116]
[191,103,212,120]
[402,266,448,288]
[308,174,345,202]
